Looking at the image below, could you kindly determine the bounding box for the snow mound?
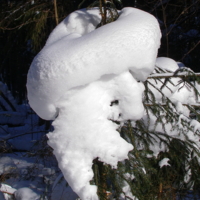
[27,7,161,200]
[149,57,181,102]
[14,188,39,200]
[156,57,179,72]
[159,158,170,168]
[27,7,161,120]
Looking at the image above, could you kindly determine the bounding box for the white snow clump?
[27,7,161,120]
[159,158,170,168]
[27,7,161,200]
[14,187,39,200]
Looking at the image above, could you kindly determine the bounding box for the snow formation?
[14,187,39,200]
[27,7,161,199]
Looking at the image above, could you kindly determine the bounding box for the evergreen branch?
[0,92,16,111]
[144,103,200,107]
[157,78,174,93]
[53,0,59,25]
[148,72,200,79]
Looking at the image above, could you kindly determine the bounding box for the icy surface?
[27,7,161,199]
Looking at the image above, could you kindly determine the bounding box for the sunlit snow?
[159,158,170,168]
[27,7,161,120]
[27,7,161,199]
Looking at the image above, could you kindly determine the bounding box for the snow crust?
[27,7,161,200]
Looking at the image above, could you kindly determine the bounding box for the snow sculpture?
[27,7,161,199]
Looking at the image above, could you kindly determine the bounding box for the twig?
[53,0,59,25]
[181,41,200,61]
[145,103,200,107]
[0,130,47,142]
[148,72,200,79]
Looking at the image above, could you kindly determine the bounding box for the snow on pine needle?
[27,7,161,199]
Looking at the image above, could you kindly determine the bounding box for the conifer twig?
[148,72,200,79]
[53,0,59,25]
[144,103,200,107]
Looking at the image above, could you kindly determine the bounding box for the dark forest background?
[0,0,200,103]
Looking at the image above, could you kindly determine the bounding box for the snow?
[14,188,39,200]
[0,183,16,195]
[190,119,200,132]
[148,57,181,102]
[27,7,161,120]
[47,72,142,199]
[0,152,60,200]
[156,57,179,72]
[120,184,138,200]
[27,7,161,199]
[159,158,170,168]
